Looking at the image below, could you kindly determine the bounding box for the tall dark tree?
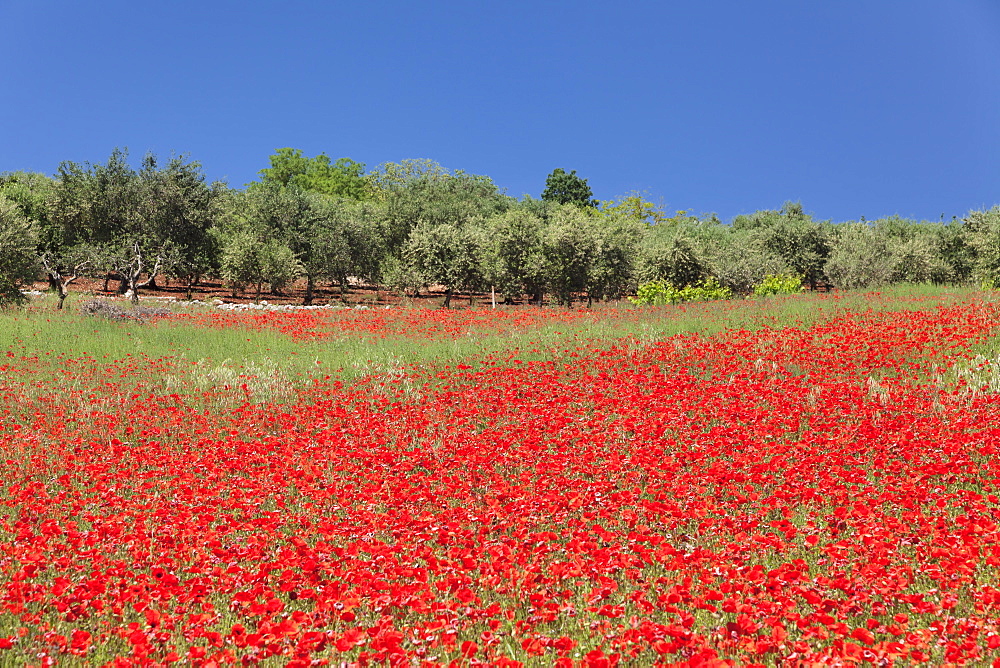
[541,168,597,208]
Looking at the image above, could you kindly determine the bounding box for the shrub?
[80,300,171,324]
[630,277,732,305]
[753,273,803,296]
[711,241,790,295]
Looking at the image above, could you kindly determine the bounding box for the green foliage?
[599,193,671,225]
[52,148,143,263]
[366,158,450,193]
[824,223,894,290]
[935,222,975,284]
[887,234,951,284]
[733,202,832,290]
[219,231,302,298]
[588,208,644,301]
[753,273,803,296]
[540,204,599,306]
[598,195,695,300]
[368,161,512,306]
[639,230,709,288]
[629,277,732,306]
[670,277,732,304]
[825,218,956,290]
[0,196,39,305]
[47,149,221,301]
[6,149,996,305]
[307,197,383,294]
[142,155,221,285]
[0,171,56,228]
[214,184,307,298]
[865,216,953,284]
[709,232,789,295]
[962,207,1000,287]
[379,254,424,297]
[258,148,368,200]
[480,207,548,302]
[541,168,597,208]
[404,220,484,306]
[629,280,672,306]
[370,160,511,260]
[474,202,644,306]
[0,172,67,300]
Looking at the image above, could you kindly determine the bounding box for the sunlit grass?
[6,285,990,368]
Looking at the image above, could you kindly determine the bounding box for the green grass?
[2,284,994,398]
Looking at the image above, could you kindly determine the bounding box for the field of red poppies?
[4,291,1000,666]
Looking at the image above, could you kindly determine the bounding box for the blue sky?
[2,1,998,222]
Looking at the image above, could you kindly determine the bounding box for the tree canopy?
[541,168,597,208]
[258,148,368,200]
[1,146,996,308]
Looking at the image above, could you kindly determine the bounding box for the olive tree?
[480,206,548,304]
[887,233,951,284]
[303,196,383,303]
[219,231,301,299]
[48,149,220,303]
[214,184,304,299]
[540,204,600,306]
[962,207,1000,286]
[824,223,894,290]
[733,202,831,290]
[405,220,484,307]
[587,208,644,302]
[0,196,39,305]
[143,156,222,298]
[639,230,710,288]
[935,222,975,284]
[708,229,790,295]
[0,172,85,307]
[369,160,511,261]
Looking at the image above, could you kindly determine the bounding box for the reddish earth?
[29,277,500,308]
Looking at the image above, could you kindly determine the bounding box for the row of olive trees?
[217,158,640,306]
[653,202,1000,296]
[0,150,622,306]
[1,149,220,306]
[2,148,1000,307]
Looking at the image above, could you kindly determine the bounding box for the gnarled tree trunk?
[118,241,164,304]
[41,256,89,310]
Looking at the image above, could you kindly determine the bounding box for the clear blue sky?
[2,1,998,223]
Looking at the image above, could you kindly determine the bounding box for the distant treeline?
[1,147,998,307]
